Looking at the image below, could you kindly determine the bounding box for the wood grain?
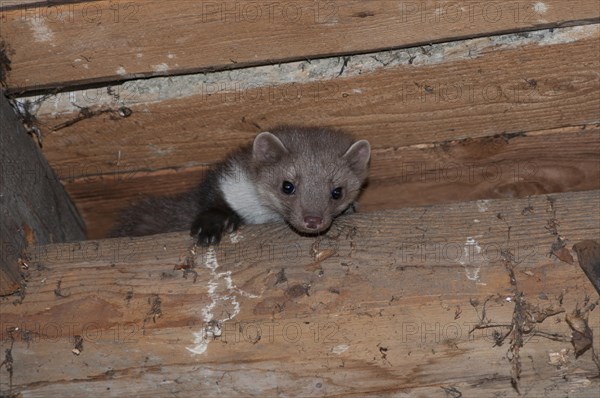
[1,0,598,92]
[32,29,600,181]
[0,92,85,295]
[1,191,598,396]
[67,124,600,239]
[0,1,97,10]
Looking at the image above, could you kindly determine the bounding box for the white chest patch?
[219,165,282,224]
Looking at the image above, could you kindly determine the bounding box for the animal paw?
[190,209,242,246]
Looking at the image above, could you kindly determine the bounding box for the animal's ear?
[253,132,288,163]
[343,140,371,173]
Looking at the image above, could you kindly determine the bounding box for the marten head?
[251,126,370,234]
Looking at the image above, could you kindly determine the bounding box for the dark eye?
[282,181,296,195]
[331,187,343,200]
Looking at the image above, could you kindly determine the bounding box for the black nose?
[303,216,323,230]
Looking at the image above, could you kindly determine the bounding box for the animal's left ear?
[343,140,371,173]
[253,132,288,163]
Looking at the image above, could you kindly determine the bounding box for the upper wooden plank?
[68,125,600,239]
[1,0,599,92]
[30,26,600,176]
[0,1,97,10]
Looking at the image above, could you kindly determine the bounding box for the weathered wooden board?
[2,0,598,92]
[30,26,600,180]
[67,124,600,239]
[0,1,96,10]
[0,92,85,295]
[1,191,598,396]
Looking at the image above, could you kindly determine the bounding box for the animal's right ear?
[253,132,288,163]
[343,139,371,173]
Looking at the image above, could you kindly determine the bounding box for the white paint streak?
[147,143,174,157]
[412,143,433,149]
[332,344,349,354]
[458,237,485,281]
[533,2,548,14]
[477,200,490,213]
[188,248,236,355]
[152,63,169,73]
[29,18,55,43]
[116,66,127,76]
[229,231,243,244]
[187,248,257,355]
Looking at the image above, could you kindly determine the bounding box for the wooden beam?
[15,25,597,239]
[0,92,85,296]
[1,0,598,92]
[67,124,600,239]
[0,1,97,11]
[28,26,600,179]
[1,191,598,396]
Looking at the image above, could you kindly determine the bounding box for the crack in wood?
[0,39,12,86]
[274,268,287,286]
[0,330,15,396]
[71,335,83,356]
[468,208,575,394]
[143,294,162,331]
[51,104,132,132]
[176,242,200,283]
[441,385,463,398]
[7,94,50,148]
[503,248,524,395]
[337,56,351,77]
[566,297,600,372]
[545,195,575,264]
[53,279,70,298]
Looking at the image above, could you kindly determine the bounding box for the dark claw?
[190,209,242,246]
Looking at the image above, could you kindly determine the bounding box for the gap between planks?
[64,123,600,238]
